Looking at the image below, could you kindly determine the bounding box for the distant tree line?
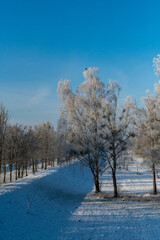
[0,105,69,184]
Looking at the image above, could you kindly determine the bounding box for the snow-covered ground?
[0,161,57,185]
[0,162,93,240]
[1,157,160,239]
[60,157,160,240]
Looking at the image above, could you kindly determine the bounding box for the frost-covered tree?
[5,125,18,182]
[100,82,135,197]
[6,124,30,181]
[0,104,9,175]
[57,68,134,194]
[55,115,69,164]
[135,85,160,194]
[57,68,107,192]
[34,122,55,169]
[20,126,38,176]
[153,54,160,78]
[5,124,26,181]
[135,55,160,194]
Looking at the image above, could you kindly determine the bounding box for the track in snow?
[1,158,160,240]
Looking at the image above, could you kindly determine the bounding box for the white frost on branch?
[153,54,160,78]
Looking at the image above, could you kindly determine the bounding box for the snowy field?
[1,158,160,239]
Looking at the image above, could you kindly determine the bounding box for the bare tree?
[100,82,135,197]
[57,68,109,193]
[34,122,55,170]
[6,124,27,181]
[135,90,160,195]
[57,68,135,194]
[0,104,9,178]
[55,115,69,165]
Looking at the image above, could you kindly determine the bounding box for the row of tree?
[134,55,160,194]
[57,67,135,197]
[57,56,160,197]
[0,106,68,184]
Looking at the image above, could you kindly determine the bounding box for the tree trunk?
[9,166,12,182]
[0,149,3,174]
[32,158,35,174]
[45,158,47,170]
[15,162,18,180]
[152,163,157,195]
[48,158,51,166]
[3,164,6,183]
[94,174,100,193]
[25,160,28,176]
[35,159,38,172]
[26,167,28,176]
[112,171,118,197]
[21,165,24,178]
[41,159,44,169]
[18,163,21,178]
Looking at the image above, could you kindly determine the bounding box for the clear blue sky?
[0,0,160,126]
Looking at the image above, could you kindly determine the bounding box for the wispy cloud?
[28,88,50,106]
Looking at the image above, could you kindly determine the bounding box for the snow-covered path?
[0,162,93,240]
[1,158,160,239]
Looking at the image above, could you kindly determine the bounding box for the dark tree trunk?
[112,171,118,197]
[94,174,100,193]
[57,158,60,165]
[26,167,28,176]
[48,158,51,166]
[9,166,12,182]
[18,163,21,178]
[152,163,157,195]
[45,158,47,170]
[3,164,6,183]
[41,159,44,169]
[35,159,38,172]
[15,162,18,180]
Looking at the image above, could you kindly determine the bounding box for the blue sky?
[0,0,160,126]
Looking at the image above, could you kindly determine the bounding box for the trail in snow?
[0,162,93,240]
[1,157,160,240]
